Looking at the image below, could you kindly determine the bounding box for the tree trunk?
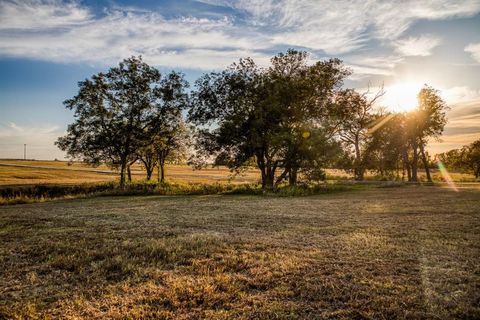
[139,155,155,181]
[275,167,290,187]
[403,150,411,181]
[260,166,267,189]
[119,160,127,188]
[264,162,275,190]
[146,167,153,181]
[265,174,274,190]
[127,165,132,182]
[419,143,432,182]
[256,153,271,190]
[159,163,165,183]
[288,168,298,186]
[411,140,418,182]
[354,136,363,180]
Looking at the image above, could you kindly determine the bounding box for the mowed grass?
[1,186,479,319]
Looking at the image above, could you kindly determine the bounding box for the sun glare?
[383,82,423,113]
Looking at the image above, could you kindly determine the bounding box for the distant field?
[0,186,479,318]
[0,159,477,187]
[0,160,258,186]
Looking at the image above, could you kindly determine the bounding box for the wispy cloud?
[0,0,479,72]
[0,0,92,30]
[200,0,479,52]
[0,122,61,139]
[0,2,270,69]
[394,35,441,57]
[442,86,480,104]
[465,42,480,63]
[427,99,480,153]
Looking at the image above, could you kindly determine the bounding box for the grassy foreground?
[1,186,479,319]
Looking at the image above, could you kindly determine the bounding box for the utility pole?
[24,144,26,160]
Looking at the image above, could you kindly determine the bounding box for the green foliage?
[333,88,384,180]
[54,53,451,187]
[56,57,189,187]
[189,50,349,189]
[438,139,480,178]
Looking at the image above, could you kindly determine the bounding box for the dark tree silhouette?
[56,57,188,187]
[188,50,349,189]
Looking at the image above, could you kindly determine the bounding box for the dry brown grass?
[0,160,258,186]
[1,186,479,319]
[1,159,477,188]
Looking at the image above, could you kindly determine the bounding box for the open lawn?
[1,185,479,319]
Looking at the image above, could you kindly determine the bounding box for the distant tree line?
[57,51,453,189]
[438,140,480,178]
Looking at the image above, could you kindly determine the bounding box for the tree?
[408,86,448,182]
[333,87,384,180]
[464,140,480,178]
[137,144,157,181]
[137,121,189,182]
[155,120,190,183]
[363,113,406,179]
[438,139,480,178]
[56,57,188,187]
[188,50,349,189]
[140,71,190,183]
[266,52,349,186]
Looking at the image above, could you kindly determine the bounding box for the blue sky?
[0,0,479,159]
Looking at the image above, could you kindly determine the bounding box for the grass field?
[0,160,258,186]
[1,185,479,319]
[0,159,477,187]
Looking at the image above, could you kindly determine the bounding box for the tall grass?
[0,180,370,205]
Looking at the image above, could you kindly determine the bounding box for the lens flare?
[368,113,395,135]
[437,160,458,192]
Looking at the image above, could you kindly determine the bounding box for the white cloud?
[0,122,60,138]
[1,0,479,70]
[442,86,480,104]
[465,42,480,63]
[200,0,479,53]
[394,35,441,57]
[0,2,271,69]
[0,0,92,30]
[344,55,405,79]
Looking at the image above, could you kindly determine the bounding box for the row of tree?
[438,140,480,178]
[57,51,451,189]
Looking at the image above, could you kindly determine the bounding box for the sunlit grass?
[1,186,479,318]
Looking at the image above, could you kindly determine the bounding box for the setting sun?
[383,82,423,113]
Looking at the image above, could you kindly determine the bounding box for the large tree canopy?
[188,50,350,189]
[56,56,188,187]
